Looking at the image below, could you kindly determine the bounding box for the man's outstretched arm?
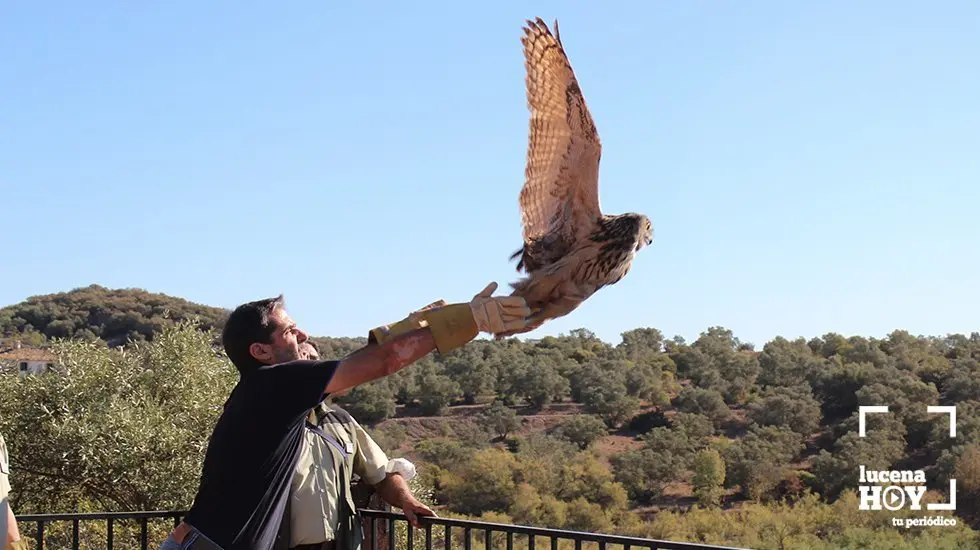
[325,328,435,395]
[323,281,530,396]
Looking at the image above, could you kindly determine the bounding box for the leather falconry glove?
[464,282,530,334]
[368,299,447,345]
[8,540,29,550]
[368,282,530,354]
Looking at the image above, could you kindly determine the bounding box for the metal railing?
[16,509,750,550]
[16,510,182,550]
[360,510,749,550]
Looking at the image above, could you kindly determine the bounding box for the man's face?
[300,341,319,361]
[249,306,309,365]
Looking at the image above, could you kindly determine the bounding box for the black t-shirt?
[182,359,339,550]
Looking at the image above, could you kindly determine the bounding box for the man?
[274,340,429,550]
[161,282,529,550]
[0,432,28,550]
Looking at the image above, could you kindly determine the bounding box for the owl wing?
[519,18,603,252]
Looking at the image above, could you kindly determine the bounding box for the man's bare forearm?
[374,472,415,509]
[324,328,436,395]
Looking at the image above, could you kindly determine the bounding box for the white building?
[0,341,56,376]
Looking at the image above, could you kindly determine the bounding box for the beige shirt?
[288,409,390,547]
[0,433,10,501]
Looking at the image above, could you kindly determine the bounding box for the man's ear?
[249,342,273,363]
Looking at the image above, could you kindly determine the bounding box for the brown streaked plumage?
[497,17,654,339]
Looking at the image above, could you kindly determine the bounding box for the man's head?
[300,339,320,361]
[221,295,309,373]
[301,338,349,397]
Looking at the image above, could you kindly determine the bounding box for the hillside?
[325,328,977,501]
[0,284,229,347]
[1,286,978,548]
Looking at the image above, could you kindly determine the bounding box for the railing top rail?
[17,510,184,522]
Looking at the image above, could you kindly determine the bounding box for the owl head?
[632,214,654,251]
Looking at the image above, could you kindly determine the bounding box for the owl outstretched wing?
[519,18,603,253]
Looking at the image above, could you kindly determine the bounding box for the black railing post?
[34,520,43,550]
[369,516,377,550]
[388,516,395,550]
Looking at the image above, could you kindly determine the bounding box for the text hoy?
[858,465,956,512]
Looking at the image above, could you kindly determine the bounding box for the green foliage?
[723,426,805,502]
[747,384,822,436]
[2,286,980,548]
[0,321,238,513]
[333,379,397,423]
[634,492,980,550]
[412,438,473,470]
[671,411,717,439]
[673,386,731,428]
[514,358,570,409]
[692,449,726,506]
[414,368,462,416]
[611,446,678,504]
[440,448,519,514]
[0,284,228,346]
[671,327,760,405]
[809,412,908,500]
[365,422,408,453]
[552,415,608,450]
[478,400,522,439]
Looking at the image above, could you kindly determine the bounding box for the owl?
[496,17,654,339]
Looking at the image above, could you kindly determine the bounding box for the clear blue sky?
[2,1,977,348]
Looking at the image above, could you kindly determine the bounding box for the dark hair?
[221,295,285,372]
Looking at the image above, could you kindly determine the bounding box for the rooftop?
[0,346,56,362]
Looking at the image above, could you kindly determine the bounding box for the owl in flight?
[496,17,654,339]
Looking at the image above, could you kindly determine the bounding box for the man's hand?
[398,496,437,528]
[414,282,529,354]
[467,282,530,335]
[374,473,437,528]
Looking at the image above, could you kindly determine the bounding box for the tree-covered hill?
[1,286,979,548]
[0,284,229,346]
